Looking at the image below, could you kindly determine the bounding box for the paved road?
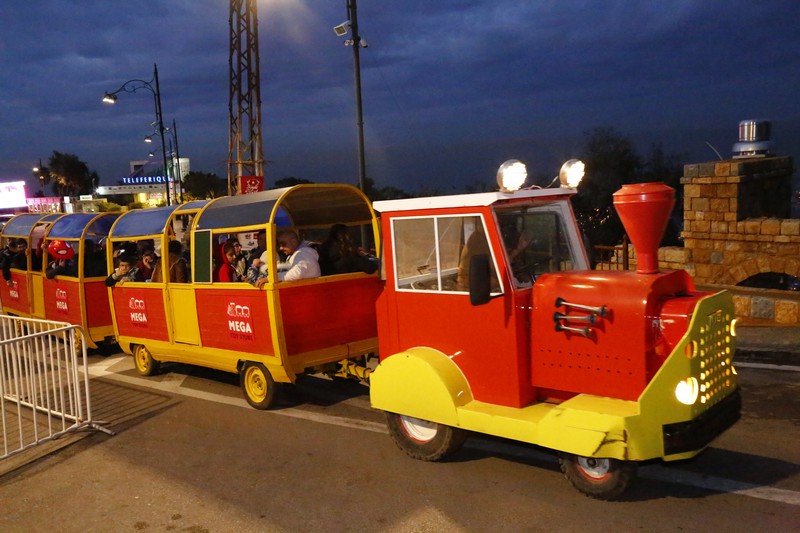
[0,352,798,532]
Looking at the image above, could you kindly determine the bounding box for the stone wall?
[597,243,800,325]
[676,156,798,324]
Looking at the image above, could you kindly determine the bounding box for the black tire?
[558,453,636,500]
[240,362,276,410]
[386,412,467,461]
[132,344,161,376]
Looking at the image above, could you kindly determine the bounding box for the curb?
[734,325,800,367]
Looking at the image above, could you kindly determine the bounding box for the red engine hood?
[529,269,701,401]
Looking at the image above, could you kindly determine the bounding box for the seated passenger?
[136,248,157,281]
[225,237,247,280]
[500,219,533,287]
[318,224,376,275]
[215,242,240,282]
[276,229,320,282]
[46,240,78,279]
[105,253,139,287]
[151,240,189,283]
[246,250,269,287]
[2,239,28,285]
[9,239,28,270]
[456,229,500,292]
[83,240,107,277]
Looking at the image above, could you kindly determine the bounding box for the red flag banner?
[239,176,264,194]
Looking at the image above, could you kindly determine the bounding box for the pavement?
[0,321,797,531]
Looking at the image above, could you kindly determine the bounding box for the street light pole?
[152,64,171,205]
[103,62,171,205]
[170,119,183,203]
[348,0,367,195]
[33,159,45,192]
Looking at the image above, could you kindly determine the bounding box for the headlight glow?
[559,159,585,188]
[497,159,527,192]
[675,377,699,405]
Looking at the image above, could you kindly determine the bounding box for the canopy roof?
[195,184,374,231]
[110,205,179,238]
[47,213,120,239]
[1,213,61,238]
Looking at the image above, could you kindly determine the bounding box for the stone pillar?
[678,156,800,324]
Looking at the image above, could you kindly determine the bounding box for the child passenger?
[216,242,240,282]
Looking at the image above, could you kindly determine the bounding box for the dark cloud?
[1,0,799,195]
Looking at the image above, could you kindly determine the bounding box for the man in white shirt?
[276,230,320,282]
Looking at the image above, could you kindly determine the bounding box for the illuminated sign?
[120,176,172,185]
[0,181,27,209]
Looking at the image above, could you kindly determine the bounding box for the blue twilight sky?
[1,0,799,195]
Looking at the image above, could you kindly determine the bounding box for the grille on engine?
[693,308,736,412]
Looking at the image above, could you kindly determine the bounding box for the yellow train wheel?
[240,362,276,410]
[133,344,160,376]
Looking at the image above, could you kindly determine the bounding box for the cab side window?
[392,215,501,294]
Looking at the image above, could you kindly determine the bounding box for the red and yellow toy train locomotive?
[0,164,740,499]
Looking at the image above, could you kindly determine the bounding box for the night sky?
[2,0,799,196]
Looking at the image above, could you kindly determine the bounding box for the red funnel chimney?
[612,182,675,274]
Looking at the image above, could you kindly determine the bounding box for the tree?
[361,176,411,202]
[641,143,685,246]
[573,127,642,249]
[272,177,313,188]
[182,171,227,199]
[44,151,96,196]
[574,128,686,252]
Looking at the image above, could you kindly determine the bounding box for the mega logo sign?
[55,288,69,313]
[7,280,19,301]
[195,290,271,354]
[129,297,148,327]
[227,301,254,341]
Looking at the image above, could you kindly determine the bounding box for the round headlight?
[497,159,527,192]
[675,377,699,405]
[559,159,585,188]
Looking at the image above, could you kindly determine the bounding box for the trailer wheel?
[240,362,276,410]
[73,330,83,356]
[386,412,467,461]
[132,345,160,376]
[559,453,636,500]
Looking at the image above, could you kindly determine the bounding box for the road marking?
[84,356,387,433]
[85,355,800,506]
[641,467,800,506]
[466,439,800,506]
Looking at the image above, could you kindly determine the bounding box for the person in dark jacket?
[318,224,377,275]
[45,240,77,279]
[105,253,139,287]
[1,238,27,285]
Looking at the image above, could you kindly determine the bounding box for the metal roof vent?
[732,119,772,158]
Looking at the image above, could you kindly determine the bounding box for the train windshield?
[495,200,587,287]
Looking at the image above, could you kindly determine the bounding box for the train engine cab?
[370,161,741,499]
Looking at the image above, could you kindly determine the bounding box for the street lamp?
[102,63,171,205]
[334,0,368,195]
[33,159,46,192]
[144,119,183,203]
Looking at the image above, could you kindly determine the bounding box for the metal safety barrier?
[1,315,113,462]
